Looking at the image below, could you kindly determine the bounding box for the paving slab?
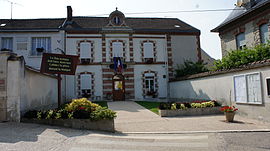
[108,101,270,133]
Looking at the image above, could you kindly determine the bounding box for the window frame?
[1,37,13,51]
[259,23,269,44]
[236,33,246,50]
[233,72,263,105]
[31,37,51,56]
[143,42,154,59]
[112,42,123,58]
[16,37,28,51]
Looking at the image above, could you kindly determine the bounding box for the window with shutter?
[16,37,28,50]
[112,42,123,57]
[143,42,154,59]
[80,74,92,98]
[80,42,91,59]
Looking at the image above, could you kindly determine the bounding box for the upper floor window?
[31,37,51,56]
[16,37,28,50]
[112,42,123,57]
[1,37,13,51]
[236,33,245,50]
[259,24,269,44]
[143,42,154,59]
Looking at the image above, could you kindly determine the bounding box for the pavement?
[108,101,270,133]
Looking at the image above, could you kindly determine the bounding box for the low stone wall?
[159,107,222,117]
[21,118,115,132]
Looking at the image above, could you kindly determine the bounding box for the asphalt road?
[0,123,270,151]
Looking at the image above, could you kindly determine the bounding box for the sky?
[0,0,237,59]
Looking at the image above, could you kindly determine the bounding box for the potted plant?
[220,106,238,122]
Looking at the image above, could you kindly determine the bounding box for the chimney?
[241,0,256,8]
[67,6,72,21]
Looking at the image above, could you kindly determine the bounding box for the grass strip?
[135,101,160,115]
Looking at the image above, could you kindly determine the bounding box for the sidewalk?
[108,101,270,133]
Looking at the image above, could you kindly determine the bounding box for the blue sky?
[0,0,237,59]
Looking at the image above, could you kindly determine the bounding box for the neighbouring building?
[0,6,202,102]
[211,0,270,57]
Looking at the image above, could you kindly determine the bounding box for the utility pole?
[1,0,23,19]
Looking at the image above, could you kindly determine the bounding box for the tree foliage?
[175,60,209,78]
[213,43,270,70]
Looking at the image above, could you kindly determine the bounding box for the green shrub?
[213,43,270,70]
[29,98,116,120]
[175,60,209,78]
[65,98,100,112]
[90,107,117,121]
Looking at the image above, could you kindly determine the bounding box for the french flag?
[113,57,123,73]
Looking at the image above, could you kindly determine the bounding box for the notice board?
[40,53,79,75]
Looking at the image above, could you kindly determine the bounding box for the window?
[234,73,262,104]
[143,42,154,59]
[1,37,13,51]
[112,42,123,57]
[31,37,51,56]
[80,42,91,63]
[145,73,155,93]
[259,24,269,44]
[236,33,245,50]
[80,74,92,98]
[113,16,121,25]
[16,37,28,50]
[266,78,270,96]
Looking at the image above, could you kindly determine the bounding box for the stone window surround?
[76,40,95,63]
[256,19,269,44]
[77,72,95,97]
[140,40,157,62]
[142,70,158,97]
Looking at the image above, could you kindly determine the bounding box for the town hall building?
[0,6,202,101]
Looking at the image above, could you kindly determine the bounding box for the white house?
[0,6,202,101]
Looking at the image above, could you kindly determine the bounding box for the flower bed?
[21,118,115,132]
[22,98,116,132]
[159,100,222,117]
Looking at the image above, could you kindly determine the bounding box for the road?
[0,123,270,151]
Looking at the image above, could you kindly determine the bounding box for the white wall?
[0,52,58,121]
[0,31,64,69]
[20,68,58,113]
[134,65,168,99]
[170,66,270,122]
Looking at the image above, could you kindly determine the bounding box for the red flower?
[220,106,238,112]
[78,106,86,110]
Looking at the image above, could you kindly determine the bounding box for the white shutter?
[246,73,262,103]
[143,42,154,58]
[81,74,91,90]
[80,42,91,59]
[16,37,28,50]
[112,42,123,57]
[234,75,247,103]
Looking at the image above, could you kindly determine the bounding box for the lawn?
[135,101,160,114]
[93,101,108,108]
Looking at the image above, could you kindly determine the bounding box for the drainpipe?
[164,34,170,101]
